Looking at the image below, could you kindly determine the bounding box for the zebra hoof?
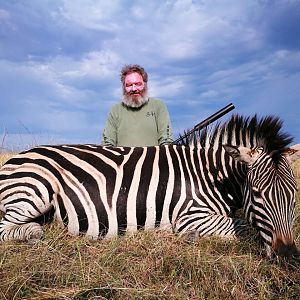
[24,223,44,242]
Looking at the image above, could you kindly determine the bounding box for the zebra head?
[224,144,299,262]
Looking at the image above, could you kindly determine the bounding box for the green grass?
[0,152,299,300]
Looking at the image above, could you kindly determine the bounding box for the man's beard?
[122,86,149,108]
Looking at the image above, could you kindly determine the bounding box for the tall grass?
[0,152,299,300]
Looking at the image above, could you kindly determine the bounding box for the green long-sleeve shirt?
[102,98,173,147]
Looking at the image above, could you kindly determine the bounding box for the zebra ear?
[284,144,300,164]
[223,144,263,165]
[223,145,240,159]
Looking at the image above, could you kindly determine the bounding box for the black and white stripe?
[0,115,299,259]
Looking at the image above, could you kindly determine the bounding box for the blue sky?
[1,0,300,151]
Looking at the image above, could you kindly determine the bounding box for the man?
[102,64,173,146]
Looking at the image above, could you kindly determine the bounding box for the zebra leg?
[0,196,51,242]
[0,219,44,242]
[174,200,249,241]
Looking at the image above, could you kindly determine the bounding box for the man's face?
[124,72,145,94]
[123,72,148,107]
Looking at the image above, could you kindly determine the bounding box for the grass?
[0,152,299,300]
[0,152,17,166]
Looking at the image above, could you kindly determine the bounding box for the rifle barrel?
[173,103,235,144]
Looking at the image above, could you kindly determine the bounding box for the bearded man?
[102,64,173,146]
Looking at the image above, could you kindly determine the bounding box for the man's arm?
[102,110,118,146]
[156,101,173,145]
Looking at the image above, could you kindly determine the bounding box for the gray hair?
[120,64,148,85]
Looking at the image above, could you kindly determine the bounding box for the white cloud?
[149,76,186,98]
[62,50,121,79]
[0,9,10,20]
[148,0,264,60]
[207,49,300,88]
[200,90,219,98]
[1,48,121,102]
[58,0,122,31]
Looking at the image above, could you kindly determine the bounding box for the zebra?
[0,115,299,261]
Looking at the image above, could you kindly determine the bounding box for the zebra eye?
[252,188,261,198]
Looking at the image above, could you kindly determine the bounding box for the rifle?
[173,103,235,144]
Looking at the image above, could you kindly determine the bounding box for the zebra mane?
[177,114,293,156]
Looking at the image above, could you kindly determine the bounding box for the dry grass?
[0,152,16,166]
[0,153,299,300]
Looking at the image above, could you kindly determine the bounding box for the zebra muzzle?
[272,237,300,264]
